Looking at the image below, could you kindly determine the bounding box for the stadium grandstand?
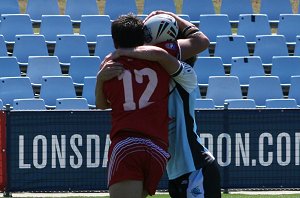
[0,0,300,197]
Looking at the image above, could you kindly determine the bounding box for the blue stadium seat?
[260,0,292,22]
[194,98,215,109]
[293,35,300,56]
[220,0,253,23]
[68,56,101,86]
[0,0,20,15]
[265,98,298,108]
[199,14,232,44]
[277,14,300,44]
[288,75,300,106]
[0,14,34,44]
[247,76,284,107]
[39,76,77,108]
[13,98,46,110]
[82,76,96,108]
[80,15,112,44]
[0,57,21,78]
[237,14,271,43]
[214,35,249,65]
[193,57,225,86]
[271,56,300,85]
[12,34,49,66]
[253,35,289,65]
[198,48,210,57]
[0,99,3,109]
[56,98,89,110]
[54,34,90,66]
[104,0,138,20]
[40,15,73,44]
[26,56,62,86]
[206,76,243,107]
[230,56,265,85]
[177,14,190,22]
[25,0,60,24]
[181,0,215,24]
[0,77,34,106]
[225,99,256,109]
[64,0,100,23]
[94,35,115,60]
[143,0,176,15]
[0,35,8,56]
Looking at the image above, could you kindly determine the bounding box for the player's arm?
[109,45,181,75]
[95,61,124,109]
[145,10,210,60]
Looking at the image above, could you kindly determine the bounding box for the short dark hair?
[111,14,144,48]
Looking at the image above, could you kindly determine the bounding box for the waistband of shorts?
[112,130,168,151]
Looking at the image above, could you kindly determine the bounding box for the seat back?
[214,35,249,64]
[220,0,253,22]
[0,0,20,15]
[288,75,300,105]
[225,99,256,109]
[271,56,300,85]
[40,76,77,107]
[13,98,46,110]
[54,34,90,64]
[69,56,100,85]
[82,76,96,107]
[94,35,115,60]
[104,0,137,20]
[237,14,271,43]
[260,0,292,21]
[199,14,232,43]
[253,35,289,64]
[40,15,73,43]
[65,0,99,22]
[25,0,60,22]
[247,76,284,106]
[277,14,300,43]
[56,98,89,110]
[194,99,215,109]
[265,99,298,108]
[0,35,8,56]
[80,15,112,43]
[0,14,34,43]
[0,57,21,77]
[12,34,49,64]
[27,56,62,85]
[194,57,225,85]
[0,77,34,105]
[206,76,243,106]
[230,56,265,85]
[143,0,176,14]
[182,0,215,22]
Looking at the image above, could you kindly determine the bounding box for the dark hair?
[111,13,144,48]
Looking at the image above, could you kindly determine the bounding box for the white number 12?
[118,68,158,111]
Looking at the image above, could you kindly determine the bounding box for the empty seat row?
[202,76,300,107]
[195,98,299,109]
[195,56,300,86]
[0,76,96,109]
[0,34,113,65]
[1,0,299,23]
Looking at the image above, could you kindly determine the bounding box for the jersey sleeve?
[171,61,198,93]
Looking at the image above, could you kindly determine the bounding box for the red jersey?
[103,57,170,145]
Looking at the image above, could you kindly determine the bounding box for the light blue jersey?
[167,61,214,180]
